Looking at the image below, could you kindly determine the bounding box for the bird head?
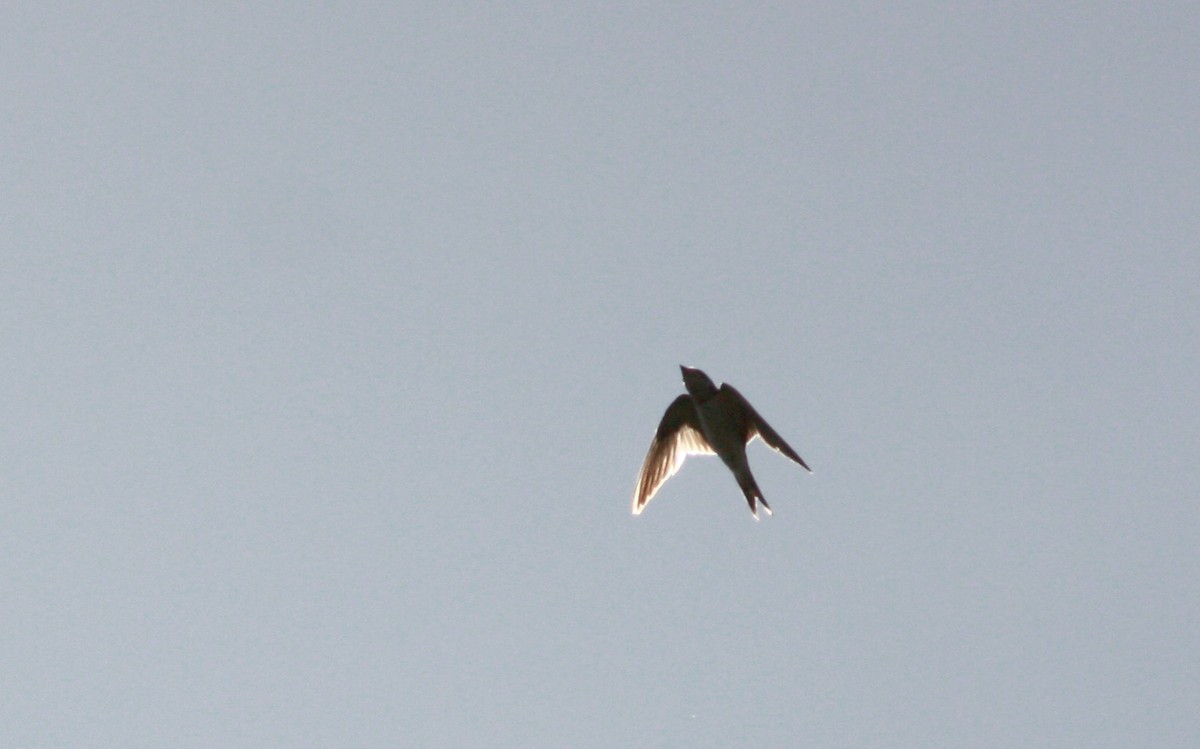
[680,366,719,401]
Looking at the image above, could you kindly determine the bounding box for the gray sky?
[4,3,1198,747]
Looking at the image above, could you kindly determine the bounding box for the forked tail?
[733,466,771,519]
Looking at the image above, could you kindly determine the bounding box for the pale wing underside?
[632,395,715,514]
[725,385,813,473]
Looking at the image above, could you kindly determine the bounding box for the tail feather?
[733,466,769,519]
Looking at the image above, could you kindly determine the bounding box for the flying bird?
[632,366,812,519]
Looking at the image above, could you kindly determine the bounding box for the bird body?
[632,366,811,519]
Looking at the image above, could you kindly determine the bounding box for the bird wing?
[725,385,812,472]
[632,395,715,514]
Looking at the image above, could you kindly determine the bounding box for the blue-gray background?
[4,3,1197,746]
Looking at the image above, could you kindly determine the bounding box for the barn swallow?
[632,366,812,519]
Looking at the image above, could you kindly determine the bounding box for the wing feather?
[631,395,714,514]
[724,385,812,472]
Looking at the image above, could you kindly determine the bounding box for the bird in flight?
[632,366,812,519]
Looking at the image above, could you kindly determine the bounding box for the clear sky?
[4,3,1198,747]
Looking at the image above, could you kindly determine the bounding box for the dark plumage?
[632,366,812,519]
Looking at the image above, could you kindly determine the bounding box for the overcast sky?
[4,3,1198,747]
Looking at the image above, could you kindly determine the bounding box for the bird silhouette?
[633,366,812,519]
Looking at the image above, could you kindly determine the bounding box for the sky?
[3,2,1198,747]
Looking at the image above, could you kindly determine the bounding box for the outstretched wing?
[632,395,715,514]
[725,385,812,472]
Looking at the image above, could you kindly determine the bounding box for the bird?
[632,366,812,519]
